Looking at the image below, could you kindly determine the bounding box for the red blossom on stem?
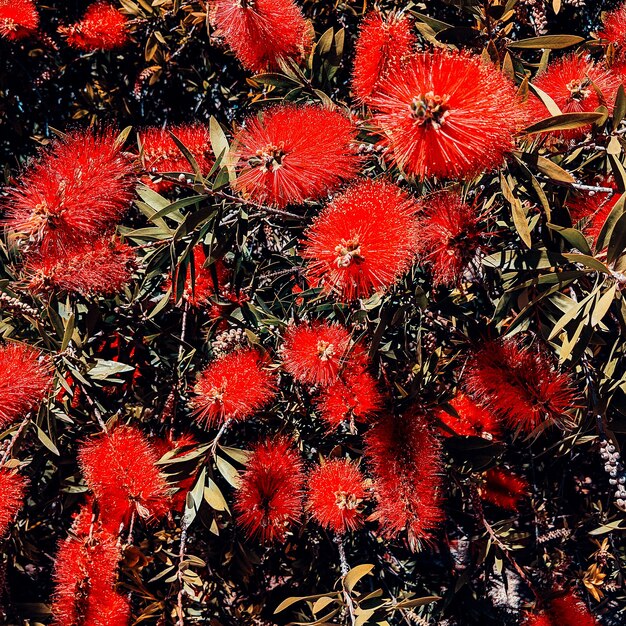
[522,591,599,626]
[597,4,626,69]
[370,49,524,180]
[307,459,368,533]
[192,348,277,428]
[0,0,38,40]
[0,470,28,536]
[479,468,528,511]
[232,104,360,208]
[364,410,443,550]
[464,339,578,435]
[435,392,501,439]
[60,2,129,51]
[302,179,420,301]
[209,0,313,72]
[352,11,415,103]
[234,437,304,542]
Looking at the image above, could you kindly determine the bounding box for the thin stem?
[335,534,356,626]
[176,518,189,626]
[0,417,30,466]
[210,418,232,457]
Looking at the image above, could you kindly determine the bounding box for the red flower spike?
[597,4,626,69]
[192,348,277,428]
[4,129,134,256]
[0,343,52,429]
[307,459,367,533]
[479,468,528,511]
[0,470,28,537]
[140,124,214,192]
[364,410,444,550]
[26,238,136,296]
[370,49,524,180]
[209,0,313,72]
[528,55,621,140]
[60,2,129,51]
[549,592,598,626]
[435,392,500,439]
[302,179,420,301]
[232,104,360,208]
[522,614,552,626]
[415,192,486,287]
[0,0,38,40]
[464,339,578,434]
[315,369,382,428]
[234,437,304,542]
[78,426,171,531]
[352,11,416,103]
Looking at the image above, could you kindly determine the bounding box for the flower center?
[334,236,364,268]
[334,490,359,510]
[566,78,592,101]
[410,92,451,128]
[207,381,227,405]
[253,144,285,172]
[317,340,335,362]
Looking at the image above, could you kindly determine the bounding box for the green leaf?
[204,479,229,512]
[209,116,229,168]
[508,35,584,49]
[169,130,202,179]
[547,223,592,256]
[343,564,374,593]
[215,455,241,488]
[607,211,626,263]
[36,424,59,456]
[88,359,135,381]
[596,192,626,251]
[613,85,626,131]
[523,111,607,134]
[527,83,562,116]
[274,593,333,614]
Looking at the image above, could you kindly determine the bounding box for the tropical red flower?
[60,2,129,51]
[232,104,360,208]
[0,343,52,428]
[0,470,28,536]
[192,348,277,428]
[522,614,553,626]
[479,468,528,511]
[522,591,598,626]
[78,425,171,531]
[597,4,626,69]
[435,392,500,439]
[370,49,523,179]
[3,129,134,256]
[140,123,214,192]
[233,437,304,542]
[307,459,367,533]
[26,238,136,296]
[528,55,621,139]
[352,11,415,102]
[209,0,313,72]
[364,410,443,549]
[464,339,578,435]
[315,368,382,428]
[415,192,486,286]
[0,0,38,40]
[302,179,420,301]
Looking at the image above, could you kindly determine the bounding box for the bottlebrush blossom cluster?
[302,179,420,301]
[234,437,305,542]
[528,55,621,139]
[370,50,523,179]
[0,0,38,40]
[192,347,277,428]
[435,392,500,439]
[78,426,170,530]
[0,470,27,536]
[464,339,578,434]
[365,410,443,549]
[0,343,52,428]
[479,468,528,511]
[4,129,134,255]
[140,123,214,191]
[209,0,313,72]
[60,2,129,51]
[307,459,367,533]
[415,192,486,287]
[232,104,359,208]
[597,3,626,69]
[523,591,599,626]
[566,178,619,246]
[352,11,415,102]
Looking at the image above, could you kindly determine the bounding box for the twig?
[0,417,30,466]
[335,534,357,626]
[176,517,189,626]
[210,418,232,457]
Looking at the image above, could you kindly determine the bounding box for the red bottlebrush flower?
[435,392,500,439]
[302,179,420,301]
[209,0,313,73]
[0,343,52,428]
[464,339,578,435]
[415,192,486,287]
[234,437,304,542]
[307,459,367,533]
[281,321,361,387]
[370,50,523,180]
[26,238,136,296]
[597,4,626,69]
[364,410,443,549]
[192,348,277,428]
[78,426,171,530]
[232,104,360,208]
[352,11,415,103]
[0,0,38,40]
[479,468,528,511]
[315,369,381,428]
[566,179,619,246]
[140,123,214,192]
[522,614,552,626]
[60,2,129,51]
[0,470,27,536]
[3,129,134,256]
[549,592,598,626]
[528,55,621,140]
